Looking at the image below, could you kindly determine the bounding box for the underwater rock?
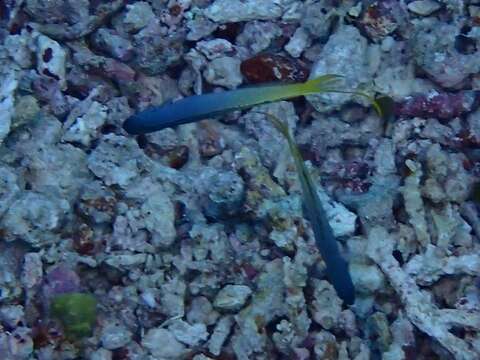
[201,170,245,220]
[77,181,117,225]
[140,189,176,248]
[142,328,187,359]
[407,0,442,16]
[309,279,342,330]
[231,259,286,359]
[358,0,407,42]
[21,253,43,290]
[300,0,337,40]
[25,0,89,25]
[160,277,186,318]
[366,312,393,353]
[122,2,155,33]
[186,16,217,41]
[168,319,209,347]
[42,265,81,309]
[213,285,252,311]
[240,54,308,84]
[401,160,431,247]
[350,263,385,294]
[412,19,480,88]
[236,21,282,55]
[2,192,70,247]
[100,320,133,350]
[89,348,113,360]
[132,19,185,75]
[91,28,134,62]
[0,165,20,218]
[87,134,148,188]
[4,32,34,69]
[423,144,475,204]
[187,296,219,326]
[313,330,338,359]
[396,90,479,120]
[285,27,311,58]
[37,35,67,90]
[242,102,297,169]
[0,305,24,329]
[405,245,480,285]
[203,56,243,89]
[62,100,108,146]
[208,315,234,356]
[71,42,136,84]
[196,38,235,60]
[29,1,124,40]
[205,0,283,23]
[307,26,375,112]
[0,327,33,359]
[8,131,91,202]
[36,34,67,90]
[198,123,225,159]
[0,68,18,144]
[367,227,480,359]
[12,95,40,129]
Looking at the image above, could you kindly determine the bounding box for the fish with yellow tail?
[123,75,346,135]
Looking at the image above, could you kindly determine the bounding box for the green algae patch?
[51,293,97,339]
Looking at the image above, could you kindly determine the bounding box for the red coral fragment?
[359,0,405,42]
[396,91,479,120]
[240,54,309,84]
[102,59,136,82]
[73,224,96,255]
[213,22,242,42]
[342,179,372,193]
[169,4,182,17]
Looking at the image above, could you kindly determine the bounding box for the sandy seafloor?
[0,1,480,359]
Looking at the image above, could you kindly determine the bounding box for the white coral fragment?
[367,227,480,360]
[205,0,283,23]
[62,101,108,146]
[405,245,480,285]
[36,34,67,89]
[0,70,18,144]
[400,160,431,247]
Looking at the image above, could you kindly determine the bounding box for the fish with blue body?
[261,112,355,305]
[123,75,342,134]
[123,75,391,305]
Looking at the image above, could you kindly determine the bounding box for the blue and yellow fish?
[123,75,343,134]
[123,74,392,305]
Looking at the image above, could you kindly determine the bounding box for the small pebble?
[407,0,441,16]
[100,321,132,350]
[142,328,186,359]
[213,285,252,311]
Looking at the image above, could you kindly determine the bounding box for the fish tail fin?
[301,74,344,95]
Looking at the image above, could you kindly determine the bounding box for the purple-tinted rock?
[132,19,185,75]
[71,42,136,84]
[29,1,125,40]
[42,265,81,306]
[32,76,74,118]
[300,0,336,40]
[66,65,118,100]
[396,91,479,120]
[241,53,309,84]
[25,0,89,25]
[91,28,134,62]
[412,20,480,88]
